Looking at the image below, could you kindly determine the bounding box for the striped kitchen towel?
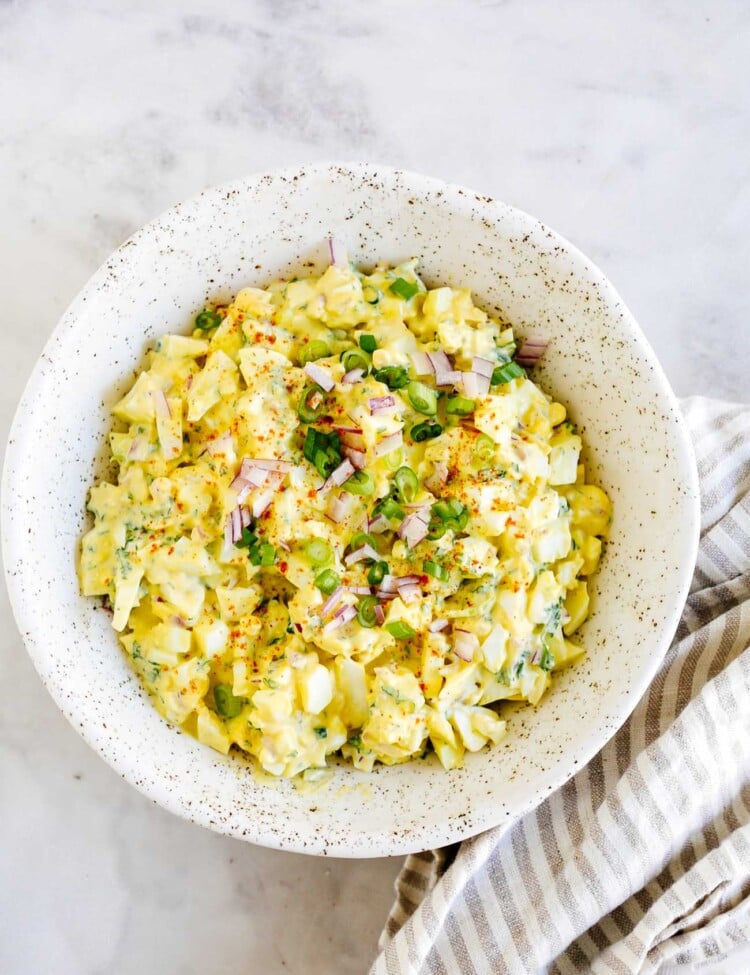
[372,396,750,975]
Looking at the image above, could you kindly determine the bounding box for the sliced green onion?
[357,595,379,628]
[393,466,419,503]
[214,683,243,718]
[315,569,341,594]
[428,498,469,538]
[367,561,389,586]
[407,381,438,416]
[374,365,410,390]
[362,285,380,304]
[432,501,456,521]
[383,446,404,471]
[472,433,496,464]
[374,497,405,521]
[445,498,469,529]
[250,542,276,567]
[305,539,332,566]
[298,340,331,365]
[358,334,378,353]
[389,277,419,301]
[446,395,476,416]
[410,421,443,442]
[341,347,370,375]
[236,526,257,550]
[423,560,449,582]
[238,527,275,567]
[491,361,525,385]
[303,427,318,463]
[303,428,342,478]
[316,448,342,479]
[426,520,448,540]
[342,470,374,496]
[195,310,222,332]
[298,384,326,423]
[386,620,416,639]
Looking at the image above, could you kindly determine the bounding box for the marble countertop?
[2,2,749,973]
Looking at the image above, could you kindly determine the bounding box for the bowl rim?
[2,161,700,856]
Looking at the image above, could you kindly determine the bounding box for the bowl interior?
[2,163,699,855]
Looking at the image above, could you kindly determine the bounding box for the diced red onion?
[472,357,495,379]
[398,512,430,549]
[368,514,388,534]
[476,372,491,395]
[252,491,274,519]
[206,433,233,457]
[380,575,399,593]
[375,590,397,600]
[239,459,269,488]
[369,395,396,414]
[410,351,434,376]
[397,583,422,605]
[374,604,385,625]
[374,430,403,458]
[150,388,171,418]
[342,368,364,384]
[223,515,234,552]
[327,491,355,524]
[328,237,348,268]
[395,575,421,587]
[454,629,479,661]
[323,603,357,632]
[346,585,372,596]
[230,506,242,542]
[240,507,251,528]
[345,543,381,565]
[304,362,335,392]
[515,335,549,367]
[428,618,449,633]
[331,457,356,485]
[435,369,462,387]
[278,539,290,552]
[251,472,284,518]
[230,476,252,505]
[335,426,364,448]
[251,459,294,473]
[319,458,356,493]
[321,586,345,617]
[342,446,366,470]
[427,350,452,374]
[461,371,490,398]
[424,462,449,493]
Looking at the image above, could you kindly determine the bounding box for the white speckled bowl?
[2,163,699,856]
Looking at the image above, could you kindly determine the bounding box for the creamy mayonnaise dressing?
[80,256,611,777]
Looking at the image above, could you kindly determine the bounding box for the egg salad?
[79,247,612,777]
